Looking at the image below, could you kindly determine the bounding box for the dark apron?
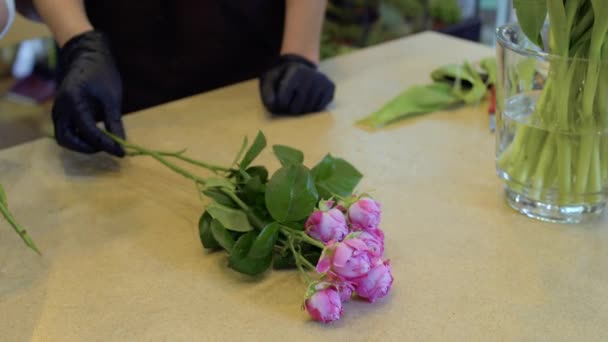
[85,0,285,113]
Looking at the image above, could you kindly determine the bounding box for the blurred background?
[0,0,513,149]
[321,0,512,59]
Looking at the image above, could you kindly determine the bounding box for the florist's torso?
[84,0,285,113]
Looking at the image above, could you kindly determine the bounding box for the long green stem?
[298,254,317,271]
[0,201,41,255]
[128,150,231,174]
[557,136,573,203]
[576,134,595,197]
[587,135,602,203]
[106,132,207,185]
[574,14,608,195]
[530,134,556,199]
[502,1,608,210]
[288,237,311,284]
[105,132,273,230]
[601,136,608,185]
[281,226,325,249]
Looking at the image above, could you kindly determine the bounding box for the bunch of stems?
[498,1,608,204]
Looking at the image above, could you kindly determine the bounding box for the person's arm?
[0,0,15,38]
[16,0,125,157]
[16,0,92,46]
[258,0,334,115]
[280,0,327,64]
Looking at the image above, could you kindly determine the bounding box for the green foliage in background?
[321,0,463,59]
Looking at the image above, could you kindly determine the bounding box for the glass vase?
[496,23,608,223]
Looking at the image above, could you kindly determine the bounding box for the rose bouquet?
[108,131,393,323]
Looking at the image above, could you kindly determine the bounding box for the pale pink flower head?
[354,260,393,303]
[325,274,356,303]
[305,208,349,244]
[356,229,385,258]
[348,197,381,232]
[316,234,376,279]
[304,282,343,323]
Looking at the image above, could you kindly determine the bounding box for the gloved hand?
[260,54,335,115]
[52,30,126,157]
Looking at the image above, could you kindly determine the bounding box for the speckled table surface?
[1,32,606,341]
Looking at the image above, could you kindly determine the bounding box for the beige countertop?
[1,32,607,341]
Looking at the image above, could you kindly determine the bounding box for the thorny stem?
[107,132,208,185]
[127,150,231,174]
[299,254,317,271]
[288,236,311,284]
[106,132,269,229]
[0,201,41,255]
[281,226,325,249]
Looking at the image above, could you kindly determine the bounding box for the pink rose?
[316,235,377,279]
[357,229,384,258]
[325,274,356,303]
[304,283,343,323]
[335,281,355,302]
[348,197,381,231]
[324,200,347,213]
[305,208,349,243]
[355,260,393,303]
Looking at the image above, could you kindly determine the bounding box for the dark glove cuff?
[57,30,113,82]
[276,54,317,69]
[60,30,110,65]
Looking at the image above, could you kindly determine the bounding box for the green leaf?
[310,154,334,181]
[431,63,475,87]
[357,82,461,128]
[206,201,253,232]
[430,0,461,25]
[272,253,295,269]
[248,222,280,259]
[237,175,266,208]
[480,57,497,86]
[210,219,235,252]
[311,154,363,199]
[243,176,265,194]
[198,212,221,250]
[204,178,235,190]
[273,145,304,166]
[265,164,319,223]
[546,0,568,55]
[431,62,487,104]
[245,166,269,184]
[228,232,273,275]
[239,131,267,170]
[455,62,488,104]
[231,136,248,167]
[513,0,547,47]
[202,189,238,208]
[281,220,306,232]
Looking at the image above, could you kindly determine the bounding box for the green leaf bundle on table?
[358,57,496,128]
[108,131,394,323]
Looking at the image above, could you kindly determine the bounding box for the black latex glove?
[260,54,335,115]
[52,30,125,157]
